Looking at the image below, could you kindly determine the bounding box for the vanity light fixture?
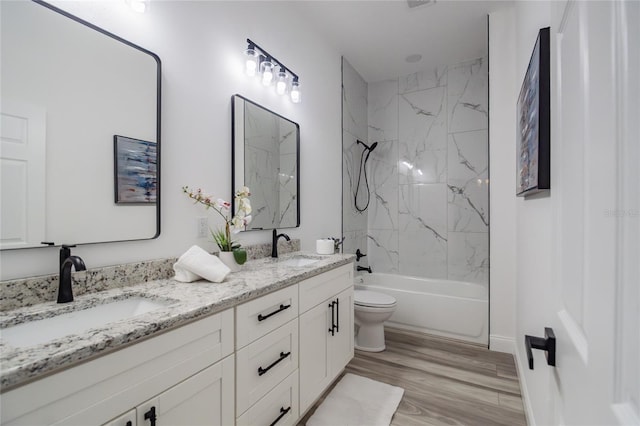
[243,38,301,103]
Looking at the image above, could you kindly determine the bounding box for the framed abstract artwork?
[516,27,551,197]
[114,135,157,203]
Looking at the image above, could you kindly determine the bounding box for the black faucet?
[271,229,291,258]
[58,245,86,303]
[357,266,372,273]
[355,249,367,262]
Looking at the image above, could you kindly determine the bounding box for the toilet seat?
[354,289,396,308]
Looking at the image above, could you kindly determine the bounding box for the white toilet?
[353,289,397,352]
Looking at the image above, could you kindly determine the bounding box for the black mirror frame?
[231,94,300,230]
[4,0,163,250]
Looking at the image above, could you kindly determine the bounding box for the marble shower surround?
[342,58,369,263]
[365,58,489,285]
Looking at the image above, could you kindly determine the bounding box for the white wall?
[488,7,517,354]
[0,1,342,280]
[490,2,555,425]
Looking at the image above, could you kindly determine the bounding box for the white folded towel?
[173,245,230,283]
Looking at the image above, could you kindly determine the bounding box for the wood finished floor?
[299,328,527,426]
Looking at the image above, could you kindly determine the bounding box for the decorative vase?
[218,251,240,272]
[233,248,247,265]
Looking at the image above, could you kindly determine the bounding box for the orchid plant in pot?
[182,186,252,270]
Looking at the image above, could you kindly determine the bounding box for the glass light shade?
[261,60,274,86]
[244,48,258,77]
[290,81,301,103]
[276,71,287,95]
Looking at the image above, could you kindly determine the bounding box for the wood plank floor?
[299,328,527,426]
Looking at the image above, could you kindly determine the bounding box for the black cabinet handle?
[525,327,556,369]
[258,304,291,322]
[328,302,335,335]
[258,351,291,376]
[335,298,340,333]
[269,406,291,426]
[143,406,156,426]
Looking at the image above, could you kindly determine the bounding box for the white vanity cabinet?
[298,264,354,414]
[235,285,300,425]
[1,309,234,426]
[1,260,355,426]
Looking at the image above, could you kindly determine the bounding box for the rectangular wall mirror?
[0,0,161,250]
[232,95,300,230]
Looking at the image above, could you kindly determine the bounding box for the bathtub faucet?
[355,249,367,262]
[357,266,372,273]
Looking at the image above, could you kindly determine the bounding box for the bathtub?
[355,273,488,345]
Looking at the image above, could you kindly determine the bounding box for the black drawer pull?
[328,302,335,335]
[258,304,291,322]
[335,298,340,333]
[269,406,291,426]
[143,407,156,426]
[258,351,291,376]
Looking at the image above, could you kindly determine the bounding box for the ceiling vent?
[407,0,436,8]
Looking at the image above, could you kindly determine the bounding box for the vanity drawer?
[236,370,299,426]
[236,284,298,349]
[299,264,353,313]
[236,318,298,416]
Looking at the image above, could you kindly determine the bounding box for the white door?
[0,99,46,249]
[546,1,639,424]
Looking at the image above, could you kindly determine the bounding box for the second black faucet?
[58,245,86,303]
[271,229,290,258]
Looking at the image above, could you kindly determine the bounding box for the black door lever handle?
[525,327,556,370]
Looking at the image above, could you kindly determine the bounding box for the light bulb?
[276,69,287,95]
[126,0,148,13]
[261,60,274,86]
[244,47,258,77]
[290,78,301,103]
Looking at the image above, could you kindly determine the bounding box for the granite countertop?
[0,251,355,391]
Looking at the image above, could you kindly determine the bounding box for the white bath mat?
[306,373,404,426]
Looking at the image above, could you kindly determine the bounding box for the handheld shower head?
[369,142,378,152]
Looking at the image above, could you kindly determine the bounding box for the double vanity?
[0,252,355,426]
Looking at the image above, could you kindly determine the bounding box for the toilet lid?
[354,289,396,307]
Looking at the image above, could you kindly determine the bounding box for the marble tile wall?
[342,59,369,264]
[362,57,489,286]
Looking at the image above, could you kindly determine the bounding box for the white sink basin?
[1,297,172,348]
[279,257,321,267]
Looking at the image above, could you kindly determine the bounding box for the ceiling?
[291,0,506,83]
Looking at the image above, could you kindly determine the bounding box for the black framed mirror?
[0,0,161,250]
[232,95,300,230]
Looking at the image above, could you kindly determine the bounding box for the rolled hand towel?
[173,245,231,283]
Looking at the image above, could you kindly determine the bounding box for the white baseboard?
[513,344,536,426]
[489,334,515,354]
